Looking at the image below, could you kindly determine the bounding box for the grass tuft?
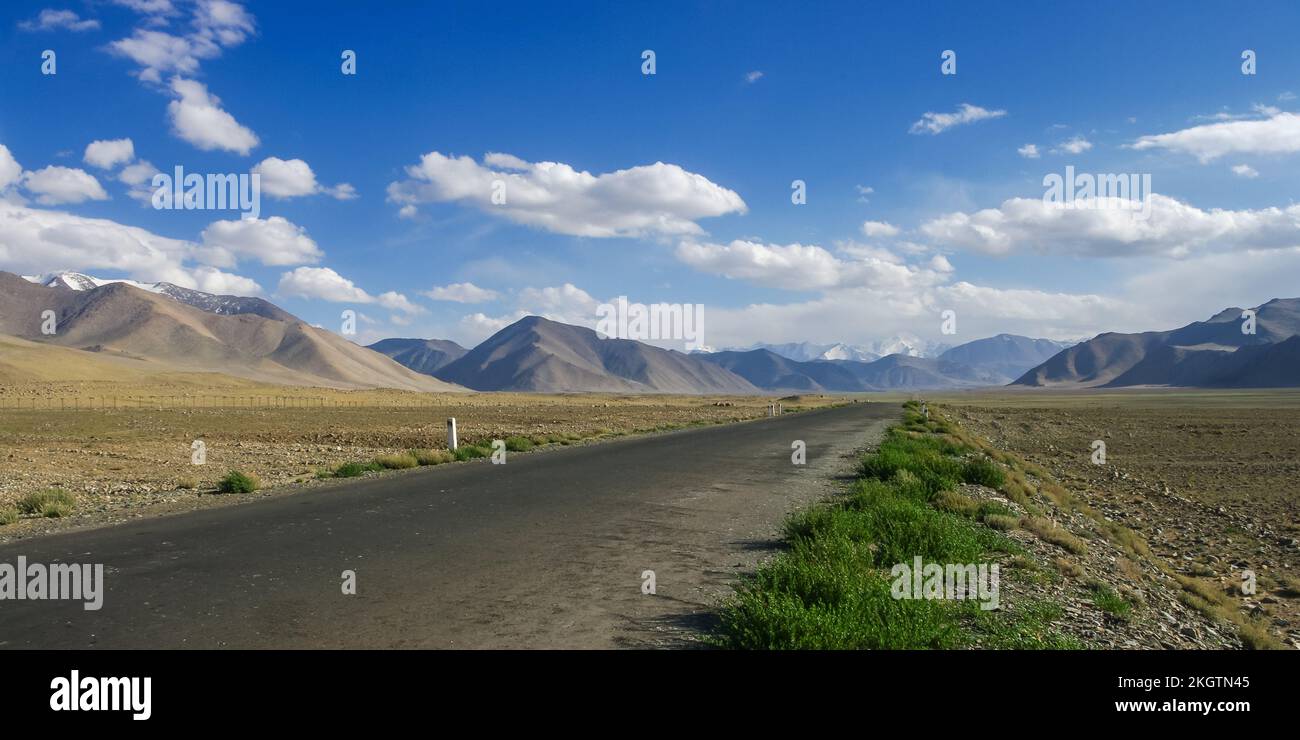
[216,470,260,494]
[17,489,76,517]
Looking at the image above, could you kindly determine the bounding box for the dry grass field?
[931,388,1300,648]
[0,376,842,540]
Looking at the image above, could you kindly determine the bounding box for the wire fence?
[0,395,447,410]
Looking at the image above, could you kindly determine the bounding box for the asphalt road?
[0,402,897,649]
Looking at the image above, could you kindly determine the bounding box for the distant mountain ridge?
[1,271,462,392]
[23,271,294,321]
[433,316,759,393]
[367,338,468,375]
[1014,298,1300,388]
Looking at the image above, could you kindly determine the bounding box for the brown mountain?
[434,315,760,393]
[1013,298,1300,388]
[367,337,468,375]
[0,271,463,392]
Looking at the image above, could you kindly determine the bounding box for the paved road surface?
[0,403,896,648]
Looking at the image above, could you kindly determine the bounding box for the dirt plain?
[0,377,841,542]
[932,388,1300,649]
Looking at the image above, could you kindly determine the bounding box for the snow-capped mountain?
[22,271,291,321]
[731,335,948,362]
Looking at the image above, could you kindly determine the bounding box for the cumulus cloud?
[198,216,323,267]
[108,0,252,81]
[386,152,746,237]
[21,166,110,205]
[1017,143,1041,159]
[919,193,1300,258]
[1052,136,1093,155]
[0,201,257,293]
[0,145,22,191]
[251,157,356,199]
[861,220,900,238]
[277,267,423,314]
[1232,164,1259,178]
[675,239,944,292]
[84,138,136,169]
[166,77,258,154]
[909,103,1006,135]
[1130,110,1300,162]
[423,282,500,303]
[744,71,764,84]
[19,9,99,32]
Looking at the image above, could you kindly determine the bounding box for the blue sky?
[3,0,1300,350]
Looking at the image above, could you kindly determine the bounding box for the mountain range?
[1013,298,1300,388]
[2,271,461,392]
[6,271,1297,393]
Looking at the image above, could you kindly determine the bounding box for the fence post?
[447,417,458,451]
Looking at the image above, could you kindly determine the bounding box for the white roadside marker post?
[447,417,458,451]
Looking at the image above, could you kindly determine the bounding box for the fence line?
[0,395,444,411]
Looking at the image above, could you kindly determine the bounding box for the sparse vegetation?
[413,449,454,466]
[17,488,76,518]
[374,453,419,470]
[333,461,381,478]
[217,470,260,493]
[715,404,1077,650]
[503,436,535,452]
[0,506,19,525]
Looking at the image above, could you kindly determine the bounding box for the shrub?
[217,470,260,493]
[176,476,198,490]
[961,457,1006,488]
[413,449,454,466]
[17,489,76,517]
[334,461,380,478]
[0,506,18,525]
[453,444,491,461]
[1020,516,1088,555]
[374,453,419,470]
[504,436,534,452]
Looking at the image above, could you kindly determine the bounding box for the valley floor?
[935,389,1300,649]
[0,378,843,542]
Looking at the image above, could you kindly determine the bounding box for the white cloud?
[19,9,100,32]
[1130,110,1300,162]
[1017,143,1040,159]
[1052,136,1093,155]
[166,77,259,154]
[909,103,1006,135]
[919,193,1300,258]
[251,157,355,199]
[188,265,262,295]
[198,216,323,267]
[118,160,159,186]
[0,201,257,293]
[0,145,22,191]
[861,220,900,238]
[675,239,943,292]
[277,266,422,314]
[112,0,177,15]
[108,1,252,81]
[386,152,746,237]
[21,166,110,205]
[855,185,874,203]
[1232,164,1259,178]
[744,71,764,84]
[84,138,136,169]
[423,282,500,303]
[518,283,598,315]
